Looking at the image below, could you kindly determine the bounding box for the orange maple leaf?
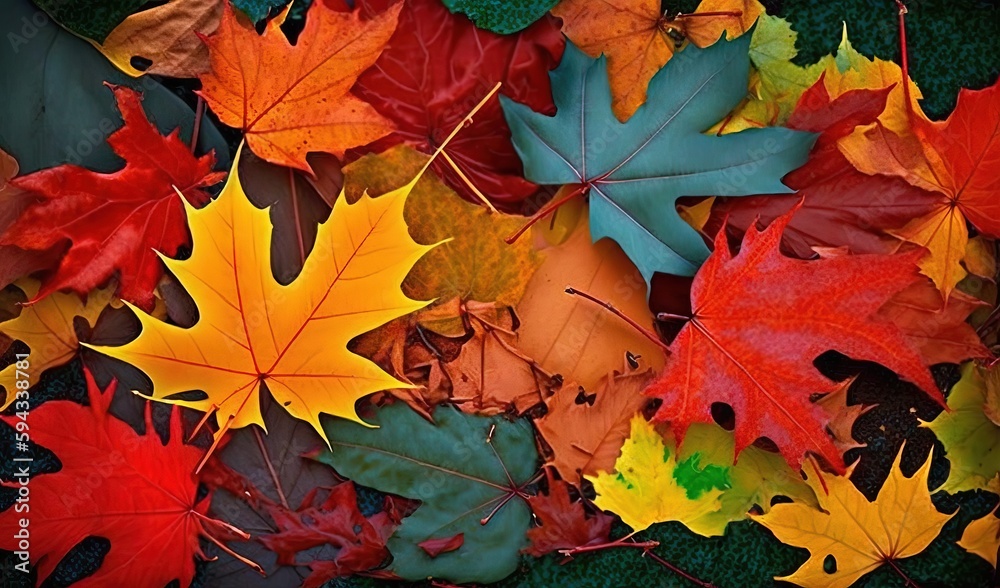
[198,1,400,172]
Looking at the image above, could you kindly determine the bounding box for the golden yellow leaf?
[515,210,665,392]
[754,449,953,588]
[965,236,996,279]
[586,415,724,534]
[0,281,114,410]
[959,506,1000,567]
[678,197,716,232]
[888,203,969,299]
[96,0,222,78]
[553,0,763,121]
[87,146,437,454]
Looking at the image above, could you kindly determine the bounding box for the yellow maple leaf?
[586,415,724,534]
[0,281,114,410]
[959,505,1000,567]
[754,449,953,588]
[87,146,438,461]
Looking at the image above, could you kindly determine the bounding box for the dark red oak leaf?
[524,469,613,557]
[1,84,225,310]
[259,482,396,588]
[346,0,564,209]
[708,75,940,257]
[0,370,217,587]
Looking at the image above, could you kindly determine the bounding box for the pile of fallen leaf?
[0,0,999,586]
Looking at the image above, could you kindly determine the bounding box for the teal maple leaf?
[501,32,816,286]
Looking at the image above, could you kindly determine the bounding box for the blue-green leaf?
[314,403,538,583]
[501,33,816,287]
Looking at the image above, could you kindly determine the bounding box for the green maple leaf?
[312,403,538,584]
[925,362,1000,493]
[501,33,816,286]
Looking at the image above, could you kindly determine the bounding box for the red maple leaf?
[709,75,940,258]
[1,84,226,310]
[647,207,943,471]
[524,469,613,557]
[259,482,397,588]
[346,0,564,209]
[0,370,221,587]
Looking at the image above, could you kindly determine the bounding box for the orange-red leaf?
[198,1,400,171]
[647,207,942,471]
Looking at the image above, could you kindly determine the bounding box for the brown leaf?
[444,307,544,415]
[536,370,652,483]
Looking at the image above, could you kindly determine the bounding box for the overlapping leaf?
[502,33,815,285]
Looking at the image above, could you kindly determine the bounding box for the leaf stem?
[892,1,912,112]
[506,183,590,244]
[644,549,719,588]
[558,537,659,557]
[885,557,922,588]
[674,11,742,19]
[565,287,670,354]
[190,96,205,154]
[253,426,289,509]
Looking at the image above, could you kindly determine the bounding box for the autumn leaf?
[552,0,764,121]
[88,146,437,460]
[0,370,232,587]
[0,149,62,291]
[712,75,940,259]
[959,506,1000,567]
[97,0,222,77]
[1,85,225,310]
[259,482,395,587]
[753,449,953,588]
[586,416,728,534]
[502,33,814,285]
[535,370,653,483]
[350,0,563,207]
[198,1,400,171]
[839,80,1000,298]
[524,468,613,556]
[0,280,114,410]
[313,403,538,583]
[515,213,665,392]
[342,145,540,334]
[816,377,872,453]
[876,277,989,366]
[924,362,1000,493]
[647,206,942,471]
[443,308,545,416]
[670,423,820,533]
